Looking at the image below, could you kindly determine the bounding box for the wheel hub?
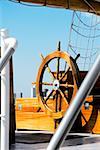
[53,79,60,90]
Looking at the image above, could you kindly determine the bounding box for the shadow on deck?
[10,131,100,150]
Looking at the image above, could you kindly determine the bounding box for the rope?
[75,12,100,28]
[67,10,100,70]
[67,11,75,53]
[73,24,100,31]
[89,15,99,68]
[69,45,100,51]
[69,44,98,58]
[75,12,81,55]
[72,27,100,38]
[83,14,94,69]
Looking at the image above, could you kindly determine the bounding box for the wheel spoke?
[44,90,54,103]
[32,82,36,85]
[67,84,74,88]
[32,82,53,86]
[46,64,56,80]
[60,83,68,87]
[52,90,56,98]
[64,62,67,71]
[58,89,68,104]
[81,112,88,124]
[56,57,60,80]
[58,92,62,112]
[41,82,53,86]
[60,83,74,88]
[55,90,58,112]
[60,66,70,81]
[55,90,62,112]
[40,53,55,80]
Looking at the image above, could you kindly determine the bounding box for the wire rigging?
[73,24,100,31]
[67,11,100,71]
[72,27,100,38]
[75,12,100,28]
[75,12,81,55]
[69,44,98,58]
[89,15,99,68]
[83,14,94,70]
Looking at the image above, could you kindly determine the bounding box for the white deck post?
[0,29,17,150]
[1,29,10,150]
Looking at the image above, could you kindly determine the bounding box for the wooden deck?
[16,95,100,133]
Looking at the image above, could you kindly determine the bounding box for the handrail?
[0,29,17,150]
[47,54,100,150]
[0,47,15,72]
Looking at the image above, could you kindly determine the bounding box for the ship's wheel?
[34,43,98,131]
[36,42,80,114]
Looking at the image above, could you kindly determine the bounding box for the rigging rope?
[73,24,100,31]
[75,12,100,28]
[83,14,94,69]
[67,11,75,53]
[67,11,100,70]
[69,44,98,58]
[69,45,100,51]
[72,27,100,38]
[75,12,81,55]
[89,14,99,68]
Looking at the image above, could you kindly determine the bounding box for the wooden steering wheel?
[36,43,79,114]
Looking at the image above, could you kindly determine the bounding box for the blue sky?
[0,0,100,97]
[0,0,73,97]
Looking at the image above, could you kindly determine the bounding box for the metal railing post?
[47,54,100,150]
[0,29,17,150]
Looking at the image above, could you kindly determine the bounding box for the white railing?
[47,54,100,150]
[0,29,17,150]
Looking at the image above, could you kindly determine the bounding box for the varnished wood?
[16,96,100,133]
[36,50,79,113]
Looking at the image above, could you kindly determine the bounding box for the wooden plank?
[15,95,100,133]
